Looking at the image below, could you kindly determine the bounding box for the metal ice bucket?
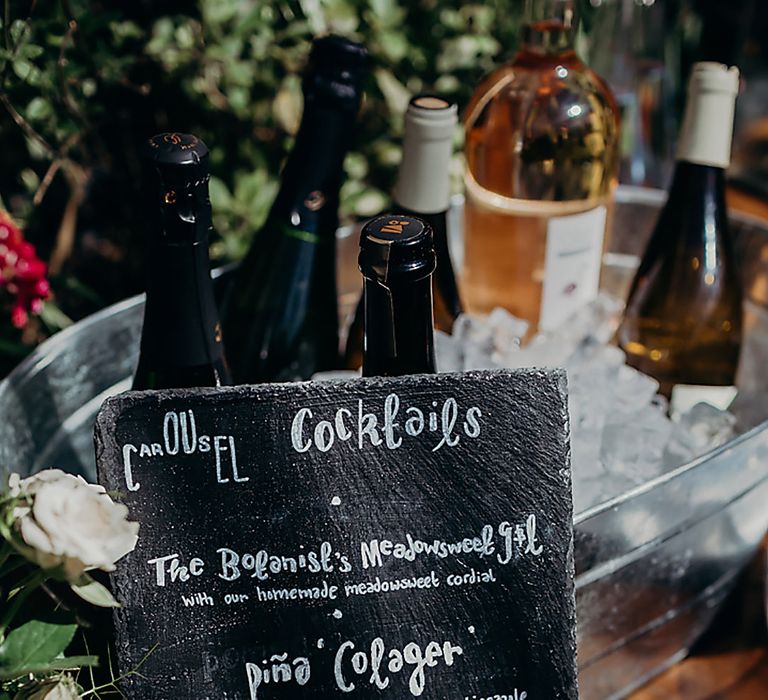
[0,186,766,699]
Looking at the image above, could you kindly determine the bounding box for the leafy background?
[0,0,761,374]
[0,0,528,372]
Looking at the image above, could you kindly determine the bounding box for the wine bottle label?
[539,206,607,331]
[273,220,333,246]
[281,225,321,244]
[670,384,738,420]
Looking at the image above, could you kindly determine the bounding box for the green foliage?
[0,0,525,267]
[0,619,94,680]
[69,575,119,609]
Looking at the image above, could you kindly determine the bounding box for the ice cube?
[432,294,749,515]
[435,330,463,373]
[601,406,673,485]
[664,402,737,468]
[612,364,660,414]
[487,307,528,364]
[559,291,626,346]
[452,312,510,370]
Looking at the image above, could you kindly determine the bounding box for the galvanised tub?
[1,186,767,699]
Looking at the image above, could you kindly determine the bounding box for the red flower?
[0,210,51,328]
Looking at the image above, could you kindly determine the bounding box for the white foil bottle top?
[676,62,740,169]
[393,95,458,215]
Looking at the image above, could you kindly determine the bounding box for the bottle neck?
[665,161,727,233]
[270,101,358,236]
[393,115,454,215]
[676,82,736,169]
[362,275,436,377]
[520,0,576,53]
[394,208,462,327]
[139,240,225,370]
[668,160,726,192]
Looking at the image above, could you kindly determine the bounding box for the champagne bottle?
[133,132,230,390]
[345,94,461,369]
[222,35,367,384]
[360,215,436,377]
[618,62,742,414]
[463,0,619,332]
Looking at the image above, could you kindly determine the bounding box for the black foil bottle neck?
[359,215,437,377]
[362,276,436,377]
[140,132,212,244]
[268,36,366,224]
[134,132,229,389]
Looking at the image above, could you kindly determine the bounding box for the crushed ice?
[436,292,766,514]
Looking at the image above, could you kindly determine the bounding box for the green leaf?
[17,653,98,673]
[227,86,249,114]
[298,0,328,35]
[70,575,120,608]
[12,60,42,87]
[272,80,302,133]
[202,0,240,25]
[224,60,254,89]
[208,176,233,211]
[374,68,411,116]
[19,168,39,195]
[109,19,145,41]
[377,30,409,63]
[0,620,77,679]
[18,43,43,60]
[368,0,405,28]
[38,302,73,332]
[25,97,51,122]
[325,1,359,35]
[0,654,98,680]
[9,20,30,45]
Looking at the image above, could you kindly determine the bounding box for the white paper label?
[539,206,607,331]
[670,384,738,420]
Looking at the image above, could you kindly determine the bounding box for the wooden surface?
[631,648,768,699]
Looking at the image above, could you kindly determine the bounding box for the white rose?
[8,468,98,499]
[9,469,139,581]
[21,675,81,700]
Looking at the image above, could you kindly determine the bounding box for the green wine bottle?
[222,35,368,383]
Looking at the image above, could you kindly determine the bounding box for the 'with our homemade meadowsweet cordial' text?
[95,369,577,698]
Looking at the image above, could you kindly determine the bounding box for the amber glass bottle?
[618,63,742,414]
[463,0,619,332]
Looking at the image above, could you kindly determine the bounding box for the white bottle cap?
[393,95,458,214]
[676,62,740,169]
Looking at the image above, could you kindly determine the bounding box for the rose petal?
[13,469,138,580]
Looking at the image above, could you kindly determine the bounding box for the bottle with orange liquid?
[463,0,620,332]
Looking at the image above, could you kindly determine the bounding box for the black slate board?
[95,369,576,699]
